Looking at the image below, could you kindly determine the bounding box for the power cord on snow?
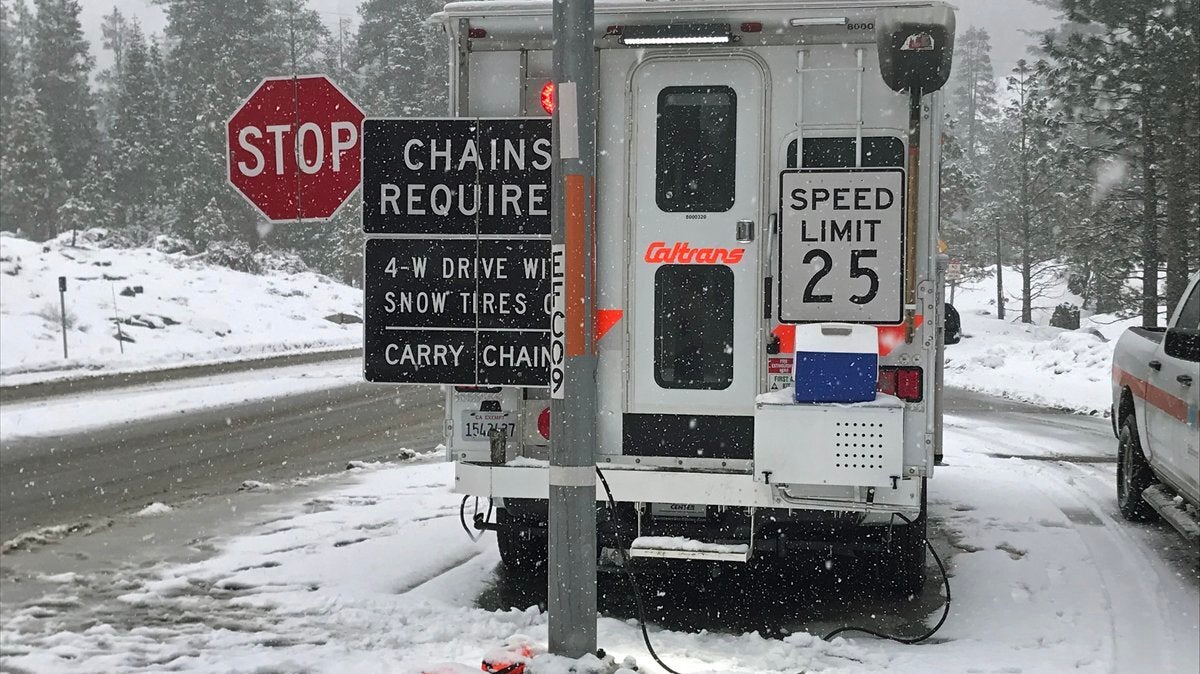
[595,466,685,674]
[822,512,952,645]
[460,496,492,543]
[595,466,952,672]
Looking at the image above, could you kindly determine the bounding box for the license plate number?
[461,411,515,440]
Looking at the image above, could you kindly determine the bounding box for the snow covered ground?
[3,406,1196,673]
[945,265,1143,414]
[0,357,361,441]
[0,230,361,382]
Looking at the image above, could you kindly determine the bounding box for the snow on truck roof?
[439,0,952,17]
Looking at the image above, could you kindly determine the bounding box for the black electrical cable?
[822,513,952,645]
[460,496,492,543]
[595,466,685,674]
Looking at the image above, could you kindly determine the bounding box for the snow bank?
[945,265,1141,414]
[0,230,361,381]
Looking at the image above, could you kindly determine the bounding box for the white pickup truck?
[1111,271,1200,542]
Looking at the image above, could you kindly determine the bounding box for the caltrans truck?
[434,0,955,595]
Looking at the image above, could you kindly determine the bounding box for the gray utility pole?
[548,0,598,658]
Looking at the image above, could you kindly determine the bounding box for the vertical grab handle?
[764,213,778,320]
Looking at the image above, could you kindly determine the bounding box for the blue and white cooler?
[792,323,878,403]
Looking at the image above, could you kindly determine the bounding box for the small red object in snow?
[481,638,543,674]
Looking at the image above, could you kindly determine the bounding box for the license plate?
[461,410,516,440]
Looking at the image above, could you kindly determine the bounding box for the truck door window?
[656,86,737,213]
[654,265,734,389]
[1177,284,1200,329]
[786,137,904,168]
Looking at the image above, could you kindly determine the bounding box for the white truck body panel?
[438,0,947,526]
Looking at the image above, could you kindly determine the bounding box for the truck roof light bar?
[619,23,734,46]
[789,17,848,27]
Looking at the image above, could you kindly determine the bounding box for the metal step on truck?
[430,0,955,595]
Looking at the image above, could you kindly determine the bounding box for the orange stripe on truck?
[1114,366,1190,424]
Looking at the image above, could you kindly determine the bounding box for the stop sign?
[226,75,364,222]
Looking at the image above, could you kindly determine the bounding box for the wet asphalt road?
[0,377,442,542]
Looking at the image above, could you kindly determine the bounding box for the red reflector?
[897,368,923,402]
[878,367,923,402]
[468,27,487,39]
[540,81,555,115]
[740,21,763,33]
[537,407,550,439]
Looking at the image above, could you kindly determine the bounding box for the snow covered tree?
[0,92,64,238]
[1042,0,1199,325]
[949,26,999,161]
[980,60,1077,323]
[356,0,443,116]
[1,0,35,123]
[109,22,165,229]
[94,6,136,135]
[30,0,97,186]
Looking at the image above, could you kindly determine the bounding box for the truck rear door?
[625,55,766,457]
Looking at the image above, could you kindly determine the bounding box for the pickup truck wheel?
[496,509,547,577]
[1117,417,1157,522]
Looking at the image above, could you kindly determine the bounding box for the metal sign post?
[548,0,598,657]
[58,276,68,359]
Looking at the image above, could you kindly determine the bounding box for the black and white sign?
[364,238,551,385]
[362,118,552,236]
[778,168,905,324]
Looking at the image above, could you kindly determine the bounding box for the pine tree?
[949,27,999,161]
[1,1,19,123]
[356,0,441,116]
[1042,0,1198,325]
[95,6,135,135]
[30,0,97,187]
[109,22,164,230]
[981,60,1075,323]
[0,92,64,239]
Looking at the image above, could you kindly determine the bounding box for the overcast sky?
[81,0,1061,81]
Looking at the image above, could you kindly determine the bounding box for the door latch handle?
[735,219,755,243]
[1149,360,1162,371]
[1178,374,1193,386]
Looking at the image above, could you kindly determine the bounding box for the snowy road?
[0,359,441,542]
[1,390,1197,673]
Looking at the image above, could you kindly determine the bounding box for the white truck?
[435,0,956,594]
[1112,271,1200,542]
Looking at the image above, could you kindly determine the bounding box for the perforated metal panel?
[753,402,904,487]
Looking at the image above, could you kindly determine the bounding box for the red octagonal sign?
[227,75,364,222]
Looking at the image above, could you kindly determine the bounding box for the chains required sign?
[778,168,905,324]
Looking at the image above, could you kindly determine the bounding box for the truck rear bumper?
[454,462,922,515]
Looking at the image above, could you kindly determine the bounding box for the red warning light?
[540,81,555,115]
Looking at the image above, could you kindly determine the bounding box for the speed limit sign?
[778,168,905,324]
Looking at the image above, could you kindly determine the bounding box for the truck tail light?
[878,366,923,402]
[537,407,550,439]
[540,81,555,115]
